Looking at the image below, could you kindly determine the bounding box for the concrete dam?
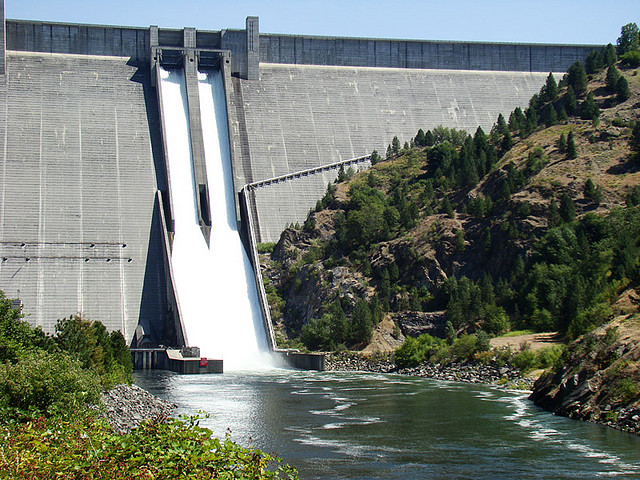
[0,7,598,354]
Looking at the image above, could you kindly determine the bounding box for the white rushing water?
[159,67,270,370]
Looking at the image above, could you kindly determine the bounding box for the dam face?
[0,9,598,348]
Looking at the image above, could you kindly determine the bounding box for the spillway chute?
[158,64,272,371]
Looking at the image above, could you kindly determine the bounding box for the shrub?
[511,347,537,373]
[482,304,510,335]
[257,242,276,254]
[535,345,565,369]
[54,315,132,388]
[0,413,299,479]
[0,351,101,421]
[394,334,443,368]
[621,51,640,68]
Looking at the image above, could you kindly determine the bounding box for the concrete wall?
[0,51,168,344]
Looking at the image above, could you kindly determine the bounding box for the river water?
[134,370,640,479]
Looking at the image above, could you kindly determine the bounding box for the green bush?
[257,242,276,254]
[621,51,640,68]
[55,315,132,388]
[482,304,510,335]
[0,351,101,421]
[535,345,566,369]
[511,347,537,373]
[0,413,299,479]
[394,334,443,368]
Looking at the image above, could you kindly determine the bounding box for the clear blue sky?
[6,0,638,45]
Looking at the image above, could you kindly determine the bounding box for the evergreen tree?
[370,150,381,165]
[628,186,640,206]
[567,131,577,159]
[557,133,567,152]
[585,49,604,74]
[543,72,558,101]
[441,196,454,218]
[559,193,576,223]
[604,43,618,66]
[502,130,514,151]
[580,92,599,120]
[508,107,525,132]
[386,144,392,159]
[496,113,508,134]
[415,129,426,147]
[631,123,640,160]
[606,65,621,91]
[567,61,588,96]
[557,105,568,122]
[584,178,597,199]
[544,103,558,127]
[349,300,373,344]
[564,85,577,115]
[424,130,435,147]
[392,136,401,154]
[616,76,630,102]
[548,199,561,227]
[617,23,640,55]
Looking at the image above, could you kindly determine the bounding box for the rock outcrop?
[529,315,640,435]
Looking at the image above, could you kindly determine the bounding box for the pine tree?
[496,113,508,134]
[580,92,599,120]
[616,76,630,102]
[631,123,640,160]
[606,65,621,91]
[415,128,426,147]
[543,72,558,101]
[567,131,577,159]
[557,133,567,152]
[567,61,588,95]
[564,85,577,115]
[441,196,454,218]
[510,107,526,131]
[557,106,568,122]
[559,193,576,223]
[604,43,618,66]
[548,199,561,227]
[392,136,400,154]
[585,49,604,74]
[424,130,435,147]
[544,103,557,127]
[584,178,597,199]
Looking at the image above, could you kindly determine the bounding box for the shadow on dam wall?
[0,10,601,359]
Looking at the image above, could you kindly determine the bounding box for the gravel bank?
[99,384,175,434]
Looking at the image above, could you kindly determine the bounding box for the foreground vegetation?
[0,292,298,479]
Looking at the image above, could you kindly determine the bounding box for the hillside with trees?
[261,24,640,426]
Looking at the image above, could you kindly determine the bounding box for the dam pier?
[0,5,598,366]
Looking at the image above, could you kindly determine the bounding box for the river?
[134,370,640,479]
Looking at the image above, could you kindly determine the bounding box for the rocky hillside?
[530,310,640,434]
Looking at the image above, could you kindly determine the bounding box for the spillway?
[159,66,270,370]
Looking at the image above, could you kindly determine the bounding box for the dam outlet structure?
[0,6,600,366]
[158,63,271,370]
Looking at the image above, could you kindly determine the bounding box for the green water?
[134,370,640,479]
